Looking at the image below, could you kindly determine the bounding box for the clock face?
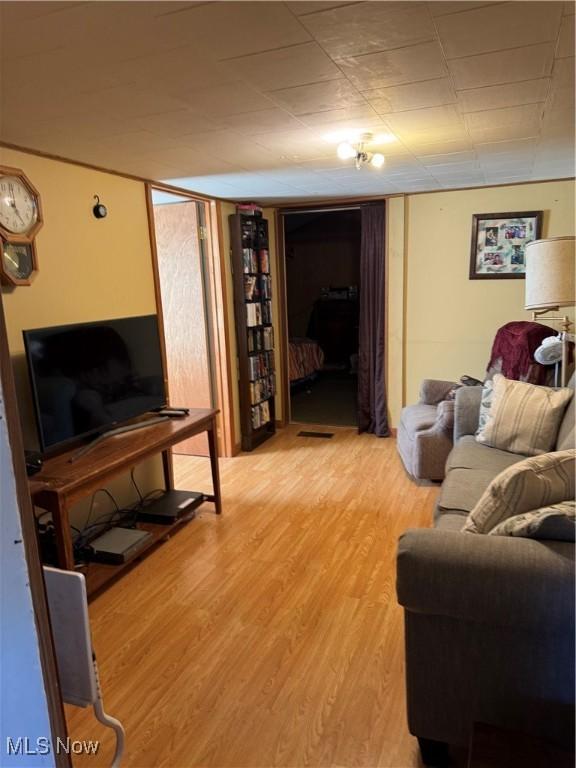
[0,175,38,235]
[1,241,35,283]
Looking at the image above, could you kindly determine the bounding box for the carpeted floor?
[290,371,358,427]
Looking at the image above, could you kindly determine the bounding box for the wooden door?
[153,200,212,456]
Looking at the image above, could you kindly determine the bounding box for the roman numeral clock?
[0,165,43,286]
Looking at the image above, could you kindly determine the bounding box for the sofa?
[396,376,575,764]
[397,379,457,481]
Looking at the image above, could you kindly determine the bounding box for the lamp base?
[531,310,573,387]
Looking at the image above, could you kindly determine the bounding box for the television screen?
[24,315,166,452]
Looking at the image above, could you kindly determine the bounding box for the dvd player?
[88,527,152,565]
[137,489,204,525]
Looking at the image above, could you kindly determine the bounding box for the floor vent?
[297,431,334,439]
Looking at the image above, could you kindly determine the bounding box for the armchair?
[397,379,456,481]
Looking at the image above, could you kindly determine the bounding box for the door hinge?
[199,225,208,240]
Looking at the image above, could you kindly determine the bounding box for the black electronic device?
[87,526,152,565]
[154,407,190,418]
[136,489,204,525]
[25,449,43,476]
[23,315,166,453]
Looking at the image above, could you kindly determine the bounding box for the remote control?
[156,408,189,417]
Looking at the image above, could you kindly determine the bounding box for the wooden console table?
[30,409,221,595]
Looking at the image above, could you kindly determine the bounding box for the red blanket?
[488,321,558,384]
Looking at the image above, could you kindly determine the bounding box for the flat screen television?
[23,315,166,453]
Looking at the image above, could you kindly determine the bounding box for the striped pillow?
[476,374,573,456]
[463,450,575,534]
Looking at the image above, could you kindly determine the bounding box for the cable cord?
[92,655,125,768]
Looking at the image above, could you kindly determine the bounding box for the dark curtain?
[358,203,389,436]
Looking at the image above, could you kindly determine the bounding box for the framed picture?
[469,210,543,279]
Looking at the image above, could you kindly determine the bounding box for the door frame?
[146,185,235,457]
[276,202,364,426]
[0,296,71,767]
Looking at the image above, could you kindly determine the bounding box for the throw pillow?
[476,374,573,456]
[463,449,575,534]
[476,378,494,435]
[489,500,575,541]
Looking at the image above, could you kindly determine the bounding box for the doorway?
[150,189,214,456]
[283,207,361,428]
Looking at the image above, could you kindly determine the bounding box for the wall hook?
[93,195,108,219]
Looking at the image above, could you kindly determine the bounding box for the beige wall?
[0,147,163,525]
[402,179,575,406]
[386,196,406,428]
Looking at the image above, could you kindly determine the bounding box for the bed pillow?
[476,374,573,456]
[463,449,575,534]
[488,500,575,541]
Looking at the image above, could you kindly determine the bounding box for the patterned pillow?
[476,374,573,456]
[489,501,575,541]
[476,378,494,435]
[463,449,575,534]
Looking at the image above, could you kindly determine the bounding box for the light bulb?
[371,153,385,168]
[337,142,356,160]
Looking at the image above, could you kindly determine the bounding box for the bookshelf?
[229,212,276,451]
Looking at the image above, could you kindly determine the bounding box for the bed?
[289,338,324,384]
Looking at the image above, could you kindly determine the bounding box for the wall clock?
[1,240,38,286]
[0,165,43,286]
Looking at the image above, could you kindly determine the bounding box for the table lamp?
[525,236,575,386]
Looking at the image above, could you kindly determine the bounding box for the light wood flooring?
[66,425,440,768]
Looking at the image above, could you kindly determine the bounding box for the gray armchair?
[397,379,456,481]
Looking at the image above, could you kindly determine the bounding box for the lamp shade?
[524,236,575,310]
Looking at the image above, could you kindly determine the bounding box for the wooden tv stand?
[29,409,221,596]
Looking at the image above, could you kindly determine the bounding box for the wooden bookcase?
[229,213,276,451]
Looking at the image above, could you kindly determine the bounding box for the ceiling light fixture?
[336,133,385,170]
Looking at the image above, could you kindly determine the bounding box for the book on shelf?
[251,400,271,429]
[244,275,260,301]
[242,248,259,273]
[258,249,269,273]
[259,274,271,299]
[246,302,263,327]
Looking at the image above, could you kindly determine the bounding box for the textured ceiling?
[0,1,574,203]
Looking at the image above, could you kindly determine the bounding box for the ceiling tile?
[464,103,543,132]
[132,110,223,137]
[448,43,555,89]
[418,151,478,165]
[223,43,342,92]
[436,2,563,59]
[429,2,500,16]
[297,105,382,128]
[457,79,550,112]
[551,55,576,89]
[285,2,358,15]
[556,14,576,56]
[476,137,540,157]
[382,105,468,143]
[221,109,304,135]
[180,82,276,117]
[363,78,456,113]
[115,47,235,93]
[338,42,448,90]
[413,138,474,155]
[154,1,311,60]
[298,2,435,58]
[268,79,365,115]
[467,123,541,143]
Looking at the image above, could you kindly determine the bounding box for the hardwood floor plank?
[66,426,441,767]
